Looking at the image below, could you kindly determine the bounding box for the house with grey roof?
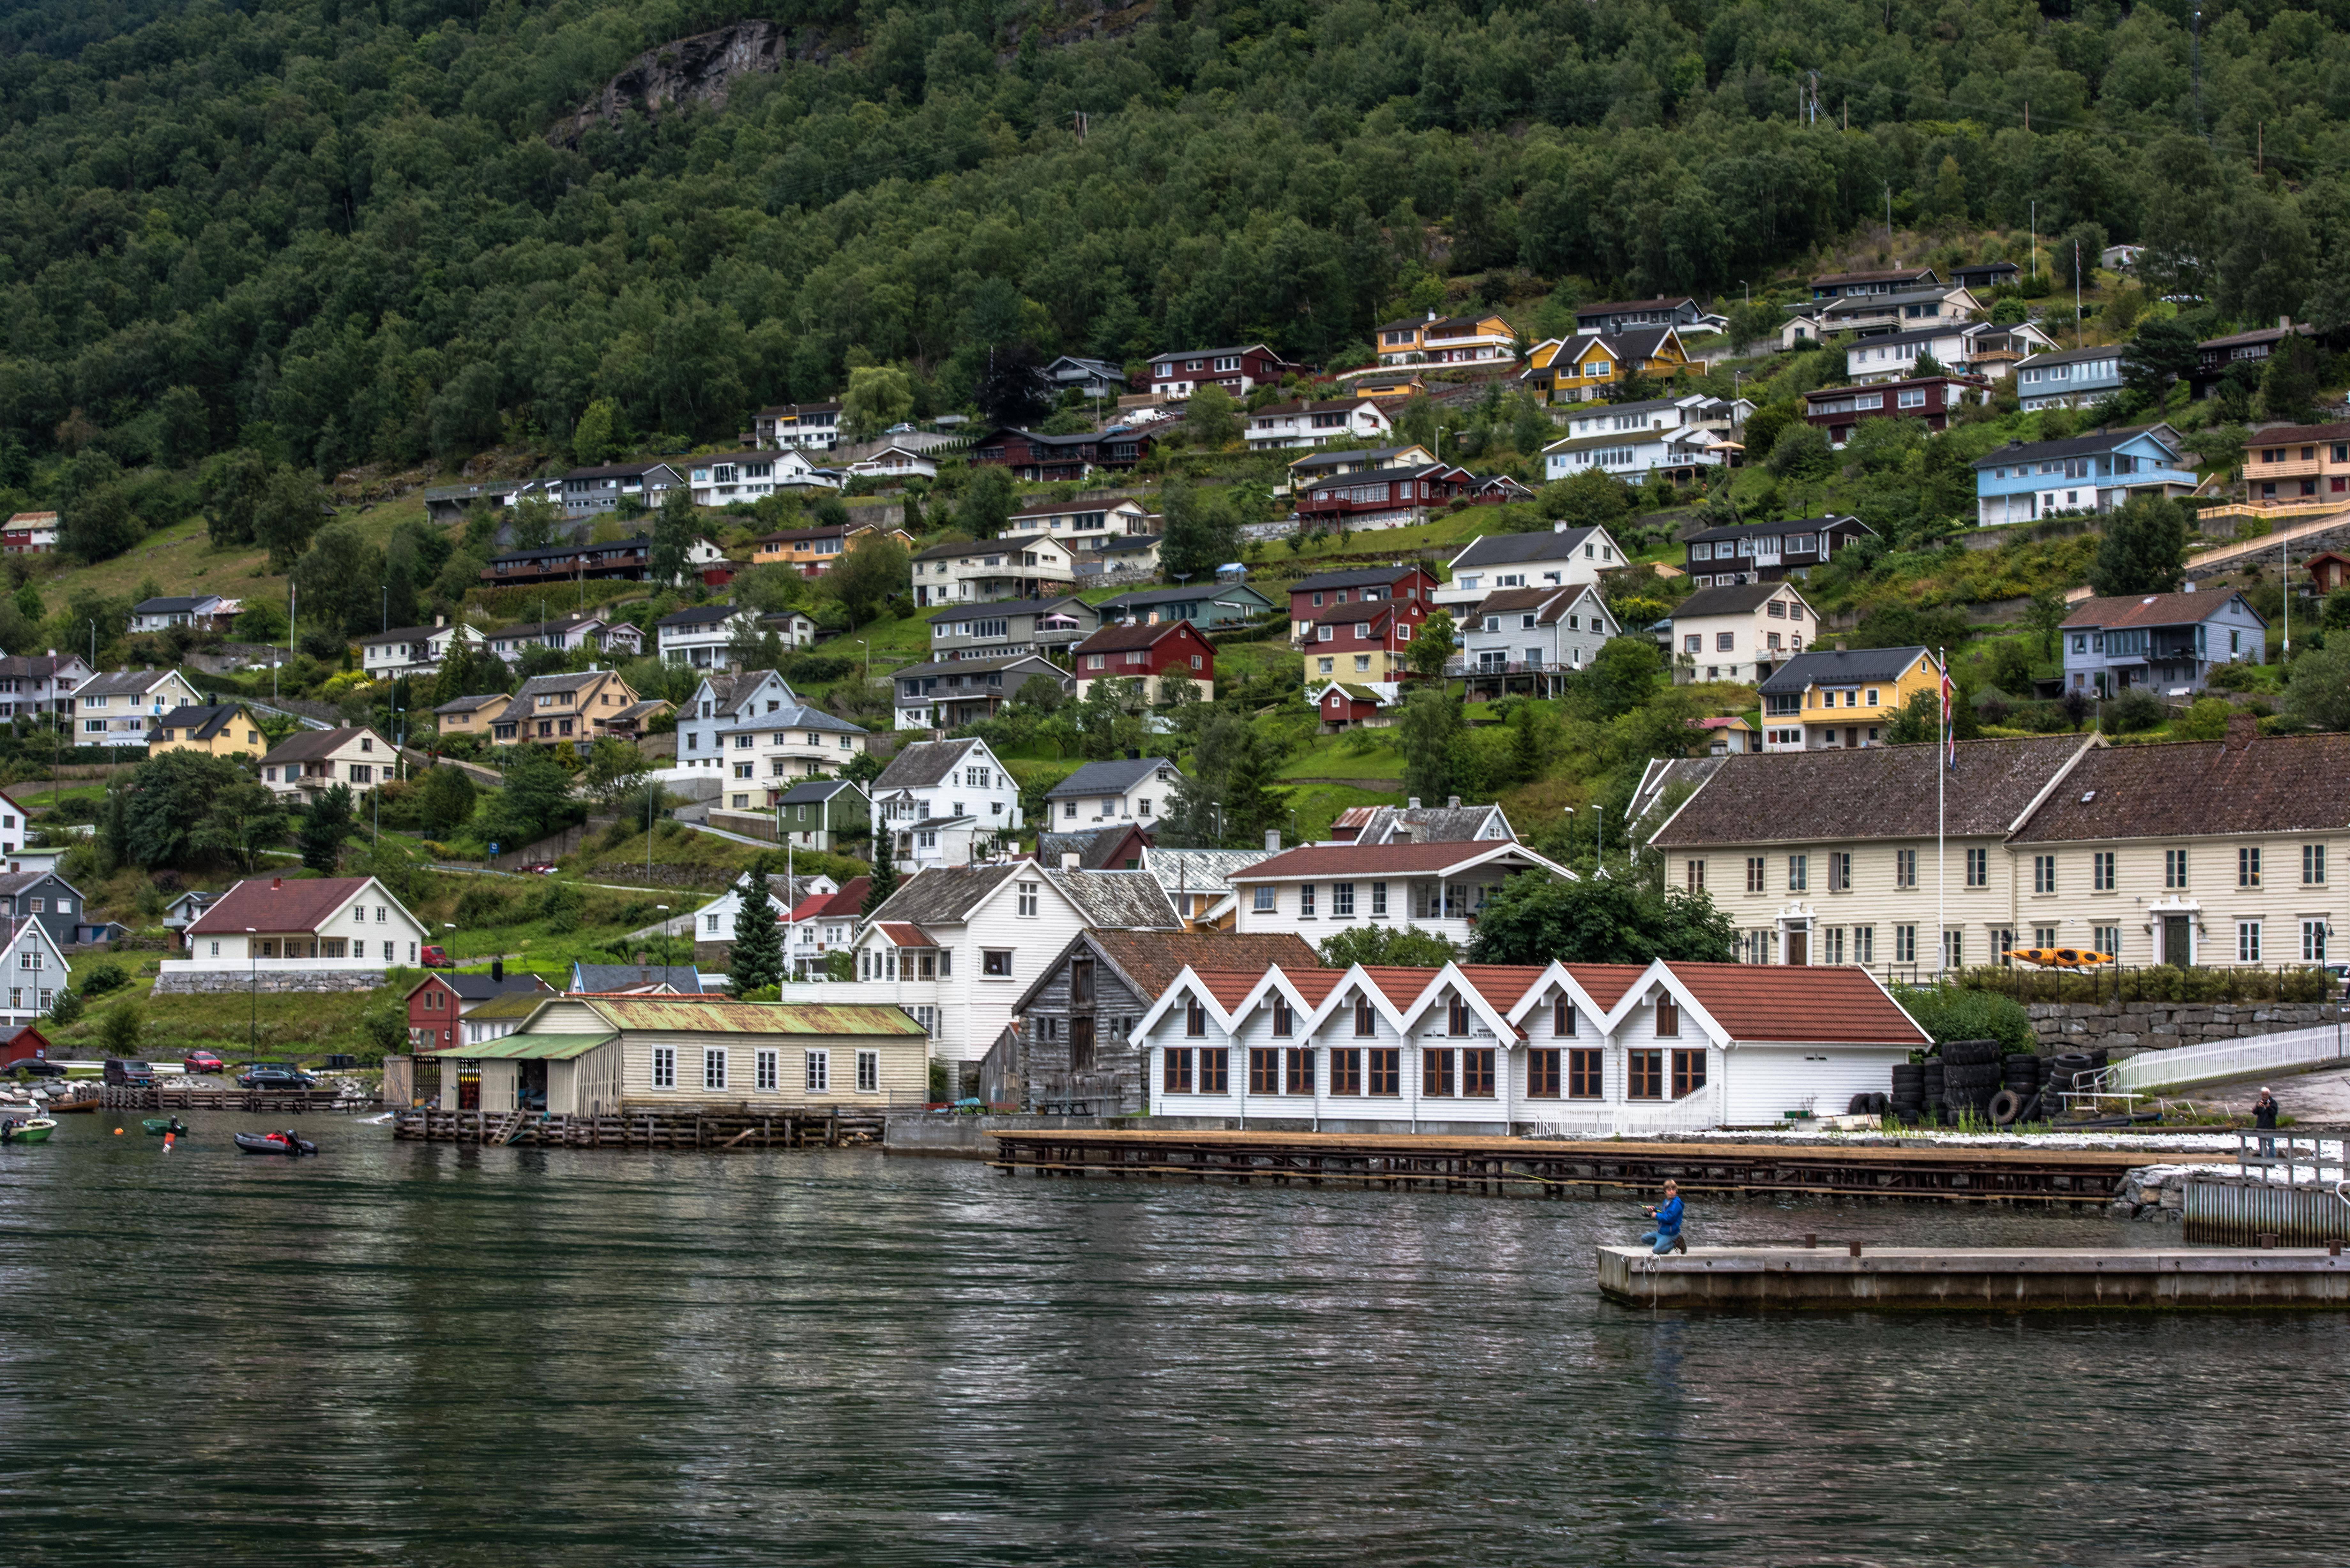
[75,667,203,744]
[676,670,799,776]
[1662,581,1816,685]
[2014,346,2126,412]
[710,703,870,814]
[1042,758,1183,828]
[129,596,231,635]
[568,961,707,994]
[1141,845,1283,929]
[927,596,1099,663]
[892,653,1067,732]
[1681,516,1874,587]
[1456,584,1618,693]
[774,779,868,854]
[359,619,484,681]
[1329,802,1516,845]
[259,726,397,803]
[1040,823,1154,872]
[1755,646,1937,752]
[870,737,1022,864]
[1435,526,1625,614]
[1094,584,1274,629]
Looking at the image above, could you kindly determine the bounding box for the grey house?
[2061,590,2267,697]
[927,596,1099,661]
[0,870,86,948]
[1094,584,1274,629]
[2014,347,2125,412]
[775,779,869,854]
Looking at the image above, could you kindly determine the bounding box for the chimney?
[1126,747,1140,759]
[2280,315,2293,330]
[1553,520,1569,533]
[2183,581,2197,592]
[1265,829,1281,852]
[1407,798,1421,809]
[435,614,446,627]
[1448,795,1461,808]
[1061,851,1080,870]
[491,958,504,982]
[1834,638,1847,652]
[2223,712,2259,753]
[270,877,282,891]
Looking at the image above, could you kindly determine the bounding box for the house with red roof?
[1227,838,1573,946]
[160,874,430,987]
[1135,958,1926,1132]
[787,876,870,978]
[1299,596,1429,689]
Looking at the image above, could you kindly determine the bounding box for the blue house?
[2013,347,2126,412]
[2059,590,2266,697]
[1970,427,2199,527]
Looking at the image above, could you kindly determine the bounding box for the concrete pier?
[1597,1244,2350,1310]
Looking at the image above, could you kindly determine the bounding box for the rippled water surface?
[0,1114,2341,1565]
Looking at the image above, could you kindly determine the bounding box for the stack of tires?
[1919,1059,1947,1124]
[1989,1053,2042,1126]
[1936,1039,2005,1123]
[2040,1049,2107,1117]
[1889,1062,1925,1124]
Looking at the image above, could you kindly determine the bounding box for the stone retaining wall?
[2027,1000,2337,1052]
[150,969,388,996]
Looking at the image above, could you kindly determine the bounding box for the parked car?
[421,945,450,968]
[12,1059,65,1078]
[102,1057,155,1087]
[521,863,558,876]
[182,1050,226,1075]
[238,1065,317,1089]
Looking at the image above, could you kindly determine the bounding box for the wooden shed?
[422,996,929,1115]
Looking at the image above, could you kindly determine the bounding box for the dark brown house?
[999,930,1318,1113]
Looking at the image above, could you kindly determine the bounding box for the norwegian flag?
[1939,653,1956,770]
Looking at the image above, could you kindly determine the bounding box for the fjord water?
[2,1119,2343,1566]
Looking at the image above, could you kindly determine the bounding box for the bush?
[2101,687,2166,734]
[2205,660,2263,692]
[1946,963,2332,1005]
[78,960,129,997]
[454,884,513,926]
[1892,983,2035,1055]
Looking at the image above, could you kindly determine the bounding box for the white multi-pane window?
[2304,921,2329,963]
[1016,882,1038,917]
[2240,847,2262,888]
[1895,924,1917,964]
[756,1048,778,1091]
[2033,855,2057,894]
[805,1050,831,1092]
[2095,925,2122,959]
[2166,848,2189,888]
[1370,882,1388,915]
[703,1048,727,1090]
[2306,845,2328,886]
[2239,921,2263,963]
[2093,851,2116,892]
[1332,883,1355,916]
[1854,926,1874,964]
[652,1046,676,1089]
[857,1050,879,1093]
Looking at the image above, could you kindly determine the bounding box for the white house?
[258,727,398,803]
[1003,498,1155,553]
[909,534,1078,607]
[1541,395,1749,483]
[1137,957,1927,1133]
[687,449,838,506]
[674,670,800,775]
[1457,584,1619,678]
[167,874,430,978]
[1041,757,1183,828]
[1846,320,2056,385]
[713,707,871,810]
[75,668,204,744]
[1434,526,1625,615]
[359,620,485,681]
[845,445,940,481]
[1227,837,1574,946]
[821,862,1180,1083]
[485,614,643,659]
[656,602,761,671]
[129,595,231,635]
[0,915,70,1033]
[1664,581,1816,685]
[1244,398,1394,451]
[870,737,1024,858]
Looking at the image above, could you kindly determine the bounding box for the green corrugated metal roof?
[466,990,554,1020]
[443,1031,616,1060]
[578,998,929,1036]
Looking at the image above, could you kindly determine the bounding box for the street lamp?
[654,905,670,969]
[1564,804,1607,878]
[245,928,258,1060]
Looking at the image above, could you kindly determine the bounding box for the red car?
[183,1050,226,1075]
[421,945,451,969]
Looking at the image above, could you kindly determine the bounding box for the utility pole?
[2030,201,2037,281]
[2192,10,2205,140]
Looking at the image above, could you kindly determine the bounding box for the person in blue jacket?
[1641,1180,1687,1255]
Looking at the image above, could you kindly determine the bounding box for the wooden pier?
[985,1128,2231,1205]
[1598,1243,2350,1310]
[391,1105,884,1149]
[102,1085,367,1115]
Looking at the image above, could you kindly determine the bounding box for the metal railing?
[2100,1021,2350,1094]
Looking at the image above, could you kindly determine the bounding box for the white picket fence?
[2102,1023,2350,1094]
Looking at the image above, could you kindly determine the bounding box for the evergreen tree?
[297,783,354,873]
[1156,474,1240,582]
[1399,687,1466,806]
[2088,496,2190,596]
[649,485,699,587]
[728,858,786,994]
[862,833,898,914]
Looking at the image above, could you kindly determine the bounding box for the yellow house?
[432,693,509,740]
[148,704,268,760]
[1756,646,1942,753]
[1522,328,1703,405]
[491,669,644,746]
[751,521,917,575]
[1369,311,1517,368]
[1347,373,1428,401]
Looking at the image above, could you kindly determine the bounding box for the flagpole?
[1937,646,1948,980]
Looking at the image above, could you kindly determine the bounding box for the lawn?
[1275,729,1406,782]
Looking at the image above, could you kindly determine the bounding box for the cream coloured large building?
[1646,722,2350,972]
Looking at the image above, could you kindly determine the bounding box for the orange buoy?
[112,1127,123,1135]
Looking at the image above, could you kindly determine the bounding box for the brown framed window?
[1654,997,1680,1037]
[1367,1047,1400,1096]
[1249,1048,1280,1094]
[1447,997,1471,1035]
[1353,998,1375,1036]
[1628,1048,1664,1099]
[1422,1048,1455,1097]
[1330,1048,1362,1096]
[1199,1048,1229,1095]
[1568,1048,1602,1099]
[1285,1048,1314,1095]
[1672,1048,1707,1099]
[1185,999,1207,1037]
[1271,997,1293,1036]
[1527,1048,1561,1098]
[1554,997,1575,1037]
[1462,1048,1495,1098]
[1164,1047,1193,1094]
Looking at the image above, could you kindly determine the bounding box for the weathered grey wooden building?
[1001,930,1317,1113]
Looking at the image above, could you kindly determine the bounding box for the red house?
[2308,552,2350,594]
[1145,344,1299,398]
[969,427,1157,482]
[405,967,553,1053]
[1286,565,1441,635]
[1802,375,1987,447]
[1,1023,53,1067]
[1299,598,1428,687]
[1309,682,1395,731]
[1071,620,1217,702]
[1295,463,1473,529]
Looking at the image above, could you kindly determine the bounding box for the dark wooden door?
[2163,915,2191,966]
[1784,927,1808,966]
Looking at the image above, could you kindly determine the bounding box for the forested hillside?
[2,0,2348,492]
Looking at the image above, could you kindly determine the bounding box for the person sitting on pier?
[1640,1180,1687,1255]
